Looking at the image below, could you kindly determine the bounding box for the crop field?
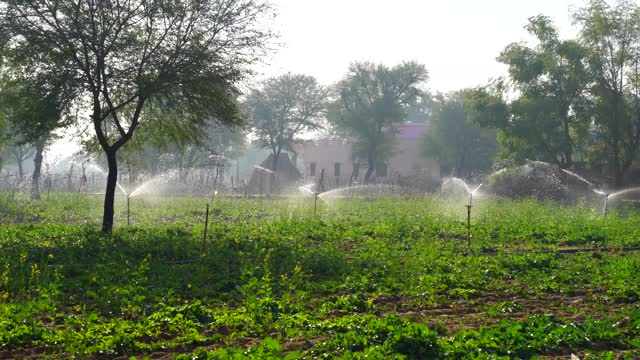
[0,192,639,359]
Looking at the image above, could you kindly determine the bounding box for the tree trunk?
[17,155,24,182]
[614,164,624,188]
[102,151,118,233]
[270,150,280,194]
[30,138,46,200]
[364,147,375,184]
[612,137,623,188]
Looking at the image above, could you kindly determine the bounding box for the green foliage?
[469,1,640,186]
[423,91,498,177]
[1,0,274,231]
[0,195,639,357]
[573,0,640,185]
[467,15,590,168]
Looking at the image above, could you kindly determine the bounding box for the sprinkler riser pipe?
[203,203,210,252]
[465,205,472,247]
[314,193,318,216]
[46,179,52,201]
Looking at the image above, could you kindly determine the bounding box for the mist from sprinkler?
[298,184,320,216]
[557,168,640,220]
[253,165,274,201]
[441,177,484,247]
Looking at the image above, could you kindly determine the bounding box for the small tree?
[0,76,71,199]
[330,61,428,183]
[246,73,328,176]
[422,91,498,178]
[2,0,273,232]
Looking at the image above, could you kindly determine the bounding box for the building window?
[310,162,317,177]
[376,163,387,177]
[334,162,341,177]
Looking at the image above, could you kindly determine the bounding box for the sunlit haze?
[49,0,582,156]
[257,0,580,92]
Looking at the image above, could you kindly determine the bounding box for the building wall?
[296,123,440,187]
[297,138,354,187]
[386,123,440,181]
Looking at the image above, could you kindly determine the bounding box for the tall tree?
[423,91,498,178]
[330,61,428,183]
[246,73,328,176]
[574,0,640,186]
[466,16,590,168]
[2,0,273,232]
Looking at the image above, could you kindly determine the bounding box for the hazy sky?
[257,0,582,92]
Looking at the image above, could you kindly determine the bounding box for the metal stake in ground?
[203,203,210,252]
[465,204,472,247]
[314,192,319,216]
[46,175,52,201]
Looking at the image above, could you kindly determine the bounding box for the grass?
[0,192,639,359]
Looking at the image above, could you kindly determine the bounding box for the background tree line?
[2,0,640,232]
[467,0,640,187]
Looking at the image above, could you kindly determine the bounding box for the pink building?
[296,122,440,187]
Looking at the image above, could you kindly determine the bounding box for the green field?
[1,193,639,359]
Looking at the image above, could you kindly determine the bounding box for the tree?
[7,143,34,181]
[574,0,640,186]
[246,73,328,178]
[2,0,273,232]
[466,16,590,168]
[0,108,6,171]
[0,76,71,199]
[423,91,498,178]
[330,61,428,183]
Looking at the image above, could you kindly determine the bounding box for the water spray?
[593,189,610,220]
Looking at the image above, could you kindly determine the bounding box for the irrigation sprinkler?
[203,203,210,252]
[594,189,610,220]
[314,192,319,217]
[127,195,131,226]
[463,184,483,248]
